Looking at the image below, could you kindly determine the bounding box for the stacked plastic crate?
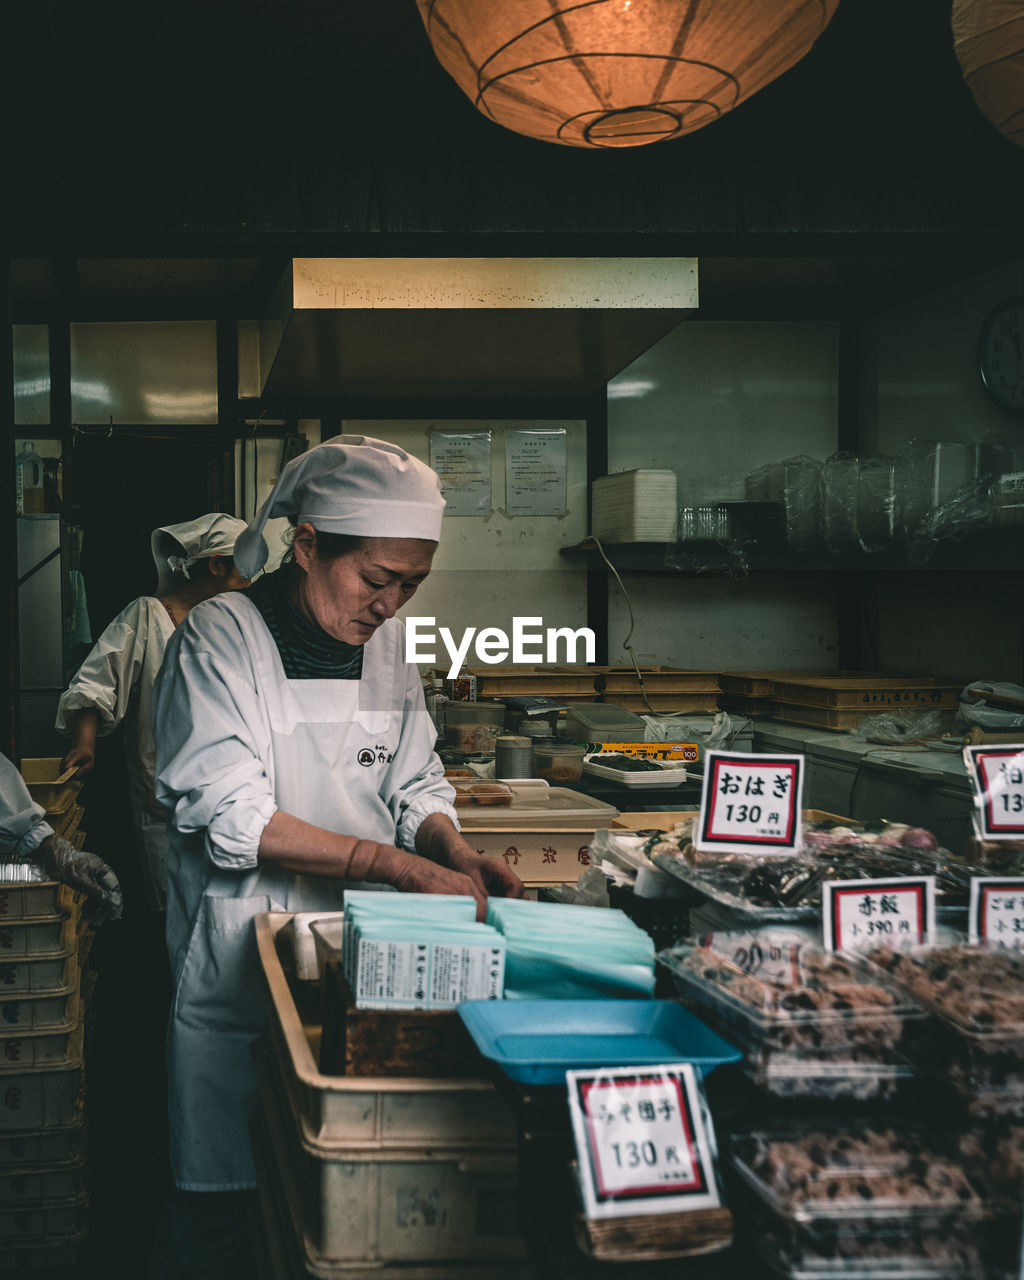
[0,762,91,1270]
[251,911,534,1280]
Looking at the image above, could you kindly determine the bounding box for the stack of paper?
[591,470,678,543]
[486,898,655,1000]
[341,891,505,1010]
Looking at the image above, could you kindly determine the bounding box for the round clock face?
[979,297,1024,410]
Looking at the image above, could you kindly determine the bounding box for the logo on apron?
[357,745,395,767]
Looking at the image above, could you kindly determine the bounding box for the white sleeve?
[152,605,278,872]
[382,656,459,853]
[0,754,53,855]
[55,599,150,736]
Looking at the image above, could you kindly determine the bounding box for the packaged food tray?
[583,753,688,788]
[253,1041,527,1272]
[730,1126,993,1280]
[451,781,514,808]
[658,938,923,1100]
[866,941,1024,1118]
[456,998,740,1086]
[256,912,516,1150]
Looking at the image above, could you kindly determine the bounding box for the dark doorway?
[67,430,235,634]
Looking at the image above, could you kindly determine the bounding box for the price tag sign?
[964,745,1024,839]
[822,877,936,953]
[969,877,1024,947]
[695,751,804,855]
[566,1063,721,1220]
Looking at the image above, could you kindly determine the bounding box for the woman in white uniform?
[0,752,121,919]
[55,514,249,911]
[147,436,524,1279]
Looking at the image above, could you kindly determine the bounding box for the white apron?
[161,610,447,1191]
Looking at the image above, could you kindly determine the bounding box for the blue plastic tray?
[456,999,741,1086]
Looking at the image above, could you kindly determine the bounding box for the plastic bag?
[850,708,943,744]
[954,680,1024,733]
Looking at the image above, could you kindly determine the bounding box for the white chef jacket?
[152,590,457,1191]
[56,597,175,909]
[0,753,53,855]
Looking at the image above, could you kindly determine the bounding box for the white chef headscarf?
[233,435,446,580]
[151,513,249,596]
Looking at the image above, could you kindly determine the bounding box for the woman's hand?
[415,813,527,905]
[62,710,100,777]
[391,854,488,918]
[447,844,527,901]
[60,744,95,778]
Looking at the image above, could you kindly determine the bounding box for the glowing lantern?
[953,0,1024,149]
[415,0,841,150]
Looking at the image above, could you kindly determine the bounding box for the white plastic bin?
[255,1043,526,1269]
[256,912,516,1150]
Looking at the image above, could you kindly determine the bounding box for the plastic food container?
[531,741,586,784]
[658,935,924,1100]
[451,781,514,807]
[729,1126,989,1279]
[563,702,646,744]
[445,702,506,753]
[866,941,1024,1119]
[583,753,688,788]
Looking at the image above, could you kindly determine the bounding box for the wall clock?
[979,297,1024,410]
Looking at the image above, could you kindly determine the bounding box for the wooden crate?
[718,670,837,698]
[769,701,893,731]
[468,666,597,696]
[601,693,720,714]
[770,676,960,710]
[594,667,720,694]
[718,695,772,718]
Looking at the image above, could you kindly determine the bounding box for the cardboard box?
[589,742,698,763]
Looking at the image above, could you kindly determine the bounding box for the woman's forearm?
[257,810,407,883]
[71,709,100,753]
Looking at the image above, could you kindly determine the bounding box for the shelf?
[560,529,1024,574]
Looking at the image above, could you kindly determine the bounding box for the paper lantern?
[415,0,841,150]
[953,0,1024,148]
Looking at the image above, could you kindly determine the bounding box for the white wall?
[604,321,841,670]
[343,420,589,673]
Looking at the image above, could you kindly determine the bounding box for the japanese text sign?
[695,752,804,856]
[969,878,1024,948]
[822,877,936,953]
[566,1063,721,1220]
[964,745,1024,840]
